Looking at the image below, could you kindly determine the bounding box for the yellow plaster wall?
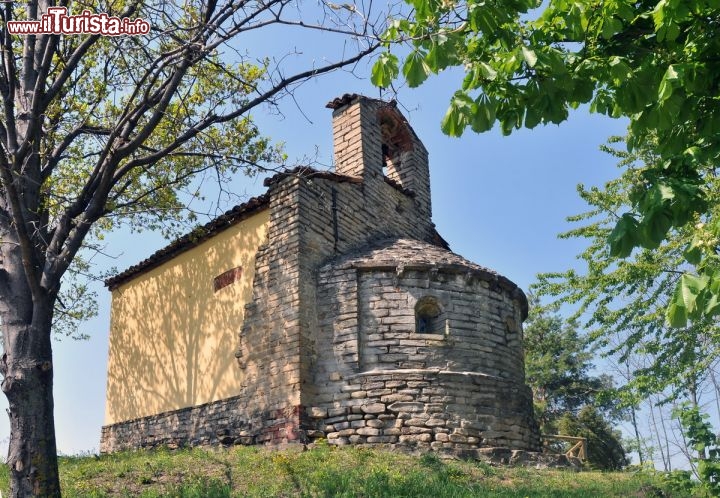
[104,209,269,425]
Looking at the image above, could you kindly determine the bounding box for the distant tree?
[523,298,628,468]
[525,134,720,471]
[557,406,629,470]
[523,297,619,431]
[0,1,381,495]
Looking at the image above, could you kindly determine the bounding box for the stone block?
[356,427,381,436]
[387,402,424,413]
[367,436,397,443]
[449,434,468,443]
[425,419,446,427]
[361,403,386,414]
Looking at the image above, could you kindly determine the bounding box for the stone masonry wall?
[356,269,525,378]
[100,396,304,453]
[233,178,305,442]
[294,176,436,406]
[101,95,539,455]
[305,369,537,454]
[304,254,540,454]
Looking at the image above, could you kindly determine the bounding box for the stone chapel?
[100,94,541,457]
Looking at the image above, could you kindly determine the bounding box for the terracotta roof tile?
[326,93,363,109]
[263,165,416,198]
[263,166,362,188]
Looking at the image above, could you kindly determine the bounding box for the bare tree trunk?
[2,325,59,497]
[630,405,644,465]
[0,242,60,497]
[689,379,707,461]
[658,401,673,471]
[649,399,669,471]
[708,366,720,424]
[624,361,644,465]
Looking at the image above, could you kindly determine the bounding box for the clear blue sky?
[0,55,630,455]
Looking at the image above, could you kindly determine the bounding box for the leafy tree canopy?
[533,136,720,401]
[0,0,380,494]
[372,0,720,326]
[557,405,629,470]
[524,297,619,429]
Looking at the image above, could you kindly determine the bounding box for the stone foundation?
[100,397,306,453]
[305,369,539,453]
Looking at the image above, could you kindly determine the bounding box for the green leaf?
[704,293,720,317]
[525,106,542,129]
[403,51,430,87]
[478,62,497,81]
[462,61,498,91]
[426,43,450,73]
[709,271,720,295]
[470,94,496,133]
[601,17,623,39]
[608,57,632,85]
[683,236,704,265]
[608,213,639,258]
[638,209,673,249]
[658,65,680,102]
[441,92,473,137]
[469,5,500,34]
[678,273,708,312]
[371,53,399,88]
[666,302,688,328]
[411,0,432,22]
[571,77,594,104]
[658,78,673,102]
[684,246,702,265]
[440,106,463,137]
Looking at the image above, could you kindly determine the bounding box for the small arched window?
[415,296,442,334]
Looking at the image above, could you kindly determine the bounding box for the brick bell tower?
[328,94,432,220]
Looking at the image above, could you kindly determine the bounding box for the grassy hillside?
[0,444,678,497]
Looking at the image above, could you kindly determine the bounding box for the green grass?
[0,444,682,497]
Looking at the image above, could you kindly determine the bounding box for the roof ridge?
[105,194,270,289]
